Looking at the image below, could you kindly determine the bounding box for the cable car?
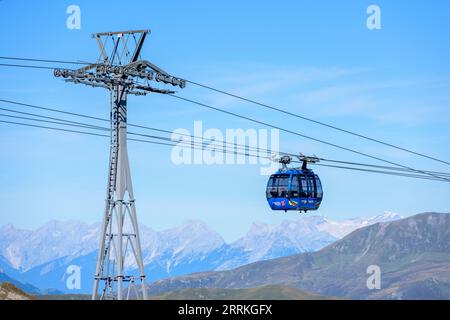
[266,155,323,212]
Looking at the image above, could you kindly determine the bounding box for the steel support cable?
[0,109,106,131]
[0,111,268,157]
[0,119,274,162]
[317,157,450,177]
[2,99,450,179]
[0,115,446,183]
[310,163,448,181]
[183,79,450,166]
[0,59,450,181]
[0,113,267,157]
[0,99,280,157]
[0,56,89,65]
[0,56,449,167]
[0,119,447,182]
[0,63,55,70]
[168,94,450,182]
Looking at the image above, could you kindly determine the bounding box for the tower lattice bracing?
[53,29,186,299]
[92,84,147,300]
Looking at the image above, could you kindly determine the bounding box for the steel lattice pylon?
[54,29,186,300]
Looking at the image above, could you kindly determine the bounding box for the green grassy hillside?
[148,213,450,300]
[150,285,335,300]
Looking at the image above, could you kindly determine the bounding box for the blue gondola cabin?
[266,168,323,212]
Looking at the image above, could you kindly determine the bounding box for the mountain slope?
[0,282,34,300]
[0,212,402,294]
[147,212,450,300]
[0,272,42,295]
[0,254,21,279]
[216,216,337,270]
[6,221,227,293]
[150,285,334,300]
[19,251,98,294]
[0,221,100,271]
[213,212,402,270]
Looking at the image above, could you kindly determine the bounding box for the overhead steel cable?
[0,113,265,156]
[0,56,89,65]
[168,94,450,182]
[310,163,449,181]
[183,79,450,167]
[0,119,447,183]
[0,113,108,131]
[4,55,450,171]
[0,119,110,138]
[0,99,109,123]
[0,117,446,183]
[0,99,279,157]
[2,110,450,183]
[0,56,449,167]
[2,98,450,180]
[317,157,450,177]
[4,103,449,179]
[4,108,446,180]
[0,109,107,131]
[0,119,191,149]
[0,118,276,163]
[0,63,56,70]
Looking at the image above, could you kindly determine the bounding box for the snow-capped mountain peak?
[0,211,405,293]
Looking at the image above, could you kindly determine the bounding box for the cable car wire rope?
[0,119,447,182]
[0,58,449,181]
[1,99,449,180]
[1,56,448,167]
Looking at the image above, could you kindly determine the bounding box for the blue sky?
[0,0,449,241]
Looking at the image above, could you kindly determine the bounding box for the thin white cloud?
[185,62,450,126]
